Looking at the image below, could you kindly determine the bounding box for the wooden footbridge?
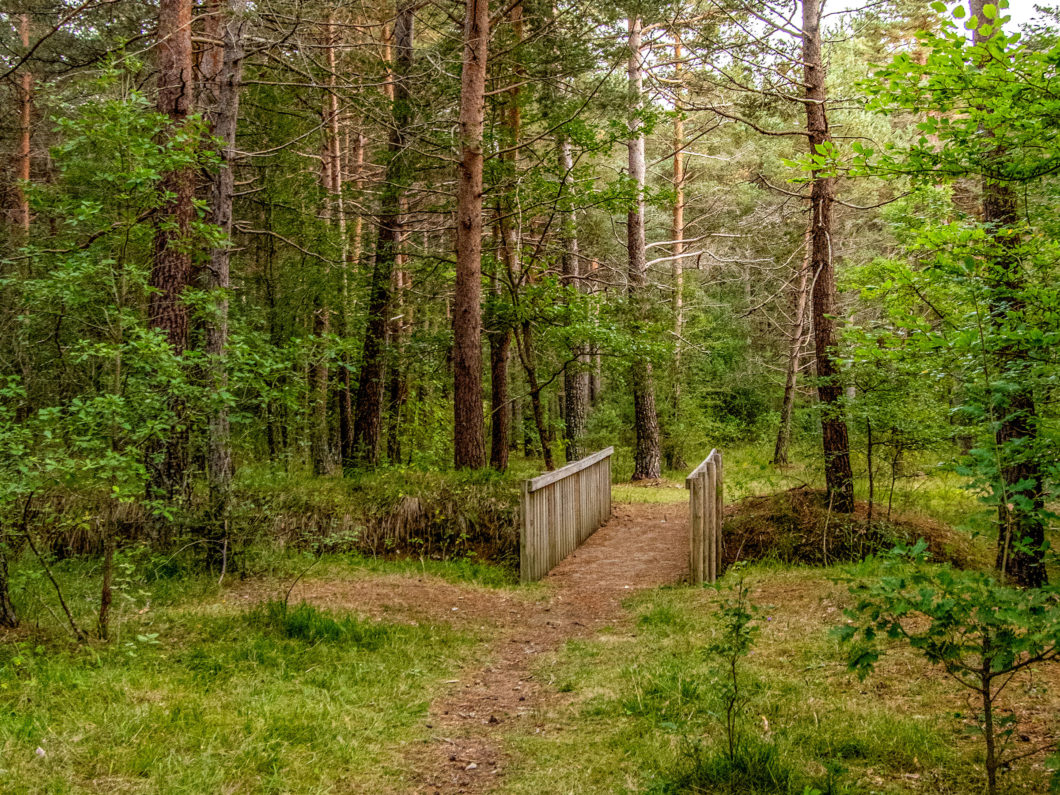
[519,446,724,585]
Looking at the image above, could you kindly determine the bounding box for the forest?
[0,0,1058,792]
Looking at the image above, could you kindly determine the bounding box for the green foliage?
[839,541,1060,792]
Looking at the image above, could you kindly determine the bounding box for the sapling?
[838,540,1060,794]
[707,566,760,762]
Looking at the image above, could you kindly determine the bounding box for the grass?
[3,443,1050,792]
[498,564,1057,794]
[0,591,476,793]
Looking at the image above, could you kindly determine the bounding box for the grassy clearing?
[501,563,1057,794]
[0,588,479,793]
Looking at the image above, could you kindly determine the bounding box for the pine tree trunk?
[200,0,246,559]
[16,13,31,234]
[667,36,686,470]
[560,138,588,462]
[773,221,812,466]
[352,1,414,468]
[627,17,661,481]
[148,0,195,502]
[803,0,854,512]
[452,0,489,469]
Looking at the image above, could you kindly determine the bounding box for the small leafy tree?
[839,541,1060,794]
[707,566,761,763]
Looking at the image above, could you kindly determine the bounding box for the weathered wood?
[527,446,614,492]
[686,448,725,585]
[520,447,613,582]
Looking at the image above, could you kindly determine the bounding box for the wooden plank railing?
[686,448,725,584]
[520,446,613,582]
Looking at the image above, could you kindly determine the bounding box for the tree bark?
[339,130,366,463]
[516,321,554,471]
[969,1,1047,587]
[803,0,854,512]
[200,0,245,560]
[16,13,31,233]
[666,35,686,470]
[0,539,17,628]
[627,17,661,481]
[351,1,414,468]
[560,137,588,462]
[148,0,195,502]
[773,221,812,466]
[452,0,489,469]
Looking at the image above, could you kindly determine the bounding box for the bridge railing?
[520,446,613,583]
[687,448,724,584]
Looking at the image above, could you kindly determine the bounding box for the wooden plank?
[520,481,530,583]
[705,461,716,582]
[715,450,724,573]
[685,448,718,486]
[519,449,614,581]
[528,446,614,492]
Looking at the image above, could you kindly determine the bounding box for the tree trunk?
[200,0,245,561]
[516,322,554,471]
[452,0,489,469]
[773,221,812,466]
[803,0,854,512]
[966,0,1046,588]
[487,289,511,471]
[666,36,686,470]
[339,131,366,463]
[560,138,588,463]
[0,539,17,628]
[486,3,522,471]
[16,13,31,233]
[627,17,661,481]
[386,263,410,464]
[351,1,414,468]
[148,0,195,502]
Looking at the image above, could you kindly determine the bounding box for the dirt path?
[238,500,688,793]
[410,501,688,794]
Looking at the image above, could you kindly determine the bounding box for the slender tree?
[968,0,1046,587]
[773,221,812,466]
[803,0,854,511]
[352,1,415,467]
[16,12,31,234]
[147,0,195,501]
[452,0,490,469]
[627,15,661,480]
[560,136,588,462]
[200,0,246,559]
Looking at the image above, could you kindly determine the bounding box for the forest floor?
[253,500,689,793]
[1,467,1058,793]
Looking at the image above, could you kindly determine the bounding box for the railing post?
[687,448,724,585]
[520,479,531,584]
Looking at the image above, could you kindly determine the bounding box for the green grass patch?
[0,598,474,793]
[500,564,1044,794]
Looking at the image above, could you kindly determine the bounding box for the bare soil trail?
[237,500,689,793]
[409,500,688,794]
